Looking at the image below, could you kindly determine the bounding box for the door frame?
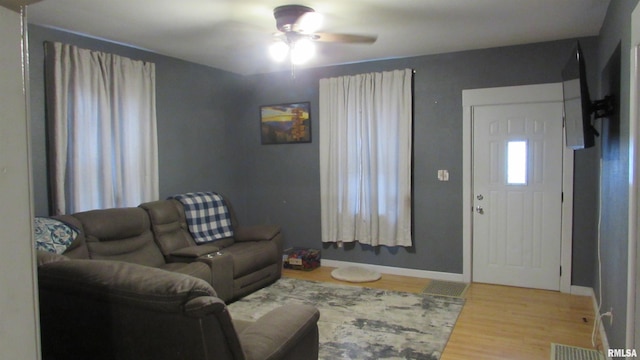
[627,1,640,348]
[462,83,573,293]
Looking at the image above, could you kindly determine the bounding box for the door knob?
[476,206,484,214]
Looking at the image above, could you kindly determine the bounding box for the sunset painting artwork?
[260,102,311,144]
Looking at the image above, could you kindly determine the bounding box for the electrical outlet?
[601,307,614,326]
[437,169,449,181]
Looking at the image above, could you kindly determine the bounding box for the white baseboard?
[320,259,465,282]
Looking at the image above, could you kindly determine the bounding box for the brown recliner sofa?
[38,257,320,360]
[47,194,283,302]
[140,198,283,301]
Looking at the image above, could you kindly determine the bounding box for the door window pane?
[507,141,527,184]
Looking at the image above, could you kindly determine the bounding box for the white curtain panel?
[319,68,413,247]
[46,42,158,214]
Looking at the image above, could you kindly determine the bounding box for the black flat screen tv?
[561,42,595,150]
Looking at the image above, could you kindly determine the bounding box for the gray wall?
[27,0,640,348]
[240,39,600,279]
[593,0,639,350]
[28,24,249,218]
[27,26,603,285]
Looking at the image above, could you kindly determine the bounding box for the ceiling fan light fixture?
[297,11,322,33]
[269,41,289,62]
[291,38,315,65]
[269,4,375,74]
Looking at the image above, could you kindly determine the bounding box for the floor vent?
[550,343,604,360]
[422,280,469,298]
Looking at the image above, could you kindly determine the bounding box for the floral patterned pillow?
[34,217,78,254]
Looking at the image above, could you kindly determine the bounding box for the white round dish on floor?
[331,266,381,283]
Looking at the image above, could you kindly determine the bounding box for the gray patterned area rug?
[227,277,465,360]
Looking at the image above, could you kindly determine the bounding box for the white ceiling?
[27,0,611,75]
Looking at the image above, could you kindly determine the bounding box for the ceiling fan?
[269,4,377,66]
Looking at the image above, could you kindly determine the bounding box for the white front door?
[472,101,564,290]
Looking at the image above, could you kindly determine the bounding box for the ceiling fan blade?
[312,32,377,44]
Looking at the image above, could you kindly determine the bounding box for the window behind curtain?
[319,69,413,247]
[45,42,159,214]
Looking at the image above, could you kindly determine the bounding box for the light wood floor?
[283,267,600,359]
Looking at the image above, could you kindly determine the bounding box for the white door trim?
[462,83,573,293]
[627,2,640,348]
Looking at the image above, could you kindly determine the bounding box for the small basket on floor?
[283,248,321,271]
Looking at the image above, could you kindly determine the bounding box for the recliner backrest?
[139,199,198,256]
[73,207,166,267]
[140,198,238,257]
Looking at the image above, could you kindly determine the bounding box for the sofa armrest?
[36,250,69,266]
[234,225,281,242]
[195,253,234,302]
[169,243,221,259]
[183,296,246,359]
[239,304,320,360]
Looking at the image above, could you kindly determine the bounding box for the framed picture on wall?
[260,102,311,144]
